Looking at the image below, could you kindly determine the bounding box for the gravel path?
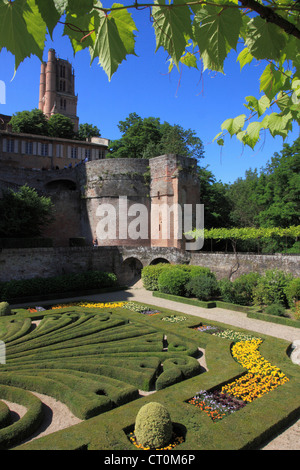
[8,285,300,450]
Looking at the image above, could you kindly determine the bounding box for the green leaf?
[243,121,262,149]
[244,95,270,117]
[110,4,137,56]
[237,47,253,70]
[0,0,46,71]
[259,63,288,100]
[36,0,66,37]
[152,0,193,67]
[89,8,128,80]
[266,112,293,138]
[64,10,95,53]
[193,5,242,72]
[67,0,94,15]
[180,52,198,69]
[245,16,287,61]
[221,114,246,137]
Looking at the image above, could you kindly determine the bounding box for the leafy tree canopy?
[0,184,55,238]
[9,108,48,135]
[109,112,204,159]
[48,113,75,139]
[1,0,300,149]
[78,123,101,140]
[225,136,300,228]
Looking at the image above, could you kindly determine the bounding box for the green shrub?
[134,402,173,449]
[218,273,261,306]
[141,263,172,290]
[264,303,287,317]
[155,366,183,390]
[0,302,11,316]
[218,278,235,303]
[253,269,294,308]
[178,265,215,279]
[157,268,190,296]
[231,272,261,306]
[186,274,220,301]
[0,271,118,301]
[285,278,300,309]
[141,264,215,291]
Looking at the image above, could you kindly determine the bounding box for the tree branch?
[239,0,300,39]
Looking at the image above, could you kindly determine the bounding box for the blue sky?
[0,10,299,184]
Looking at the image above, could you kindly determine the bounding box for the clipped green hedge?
[0,384,43,449]
[0,400,10,429]
[156,356,201,391]
[153,290,216,308]
[157,268,190,296]
[142,263,214,291]
[0,270,118,302]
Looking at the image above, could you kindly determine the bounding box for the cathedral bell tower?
[38,49,79,132]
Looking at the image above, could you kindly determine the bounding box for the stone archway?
[149,258,170,265]
[120,257,144,286]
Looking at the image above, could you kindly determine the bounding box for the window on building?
[84,148,91,160]
[60,98,66,110]
[59,80,66,92]
[60,65,65,78]
[71,147,77,159]
[25,142,33,155]
[6,139,14,153]
[41,143,48,156]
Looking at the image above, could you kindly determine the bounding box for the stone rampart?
[190,251,300,279]
[1,247,299,286]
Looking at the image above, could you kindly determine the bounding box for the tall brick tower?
[39,49,79,132]
[149,155,200,250]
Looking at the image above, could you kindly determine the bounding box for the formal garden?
[0,265,299,450]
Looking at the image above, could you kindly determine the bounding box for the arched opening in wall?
[45,180,77,192]
[120,257,144,286]
[150,258,170,265]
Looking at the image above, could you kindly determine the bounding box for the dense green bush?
[141,263,172,290]
[285,278,300,309]
[177,265,215,279]
[218,278,235,303]
[186,274,220,301]
[219,273,261,306]
[0,302,11,316]
[264,303,287,317]
[0,271,118,301]
[157,268,190,296]
[134,402,173,449]
[142,263,214,291]
[252,269,294,308]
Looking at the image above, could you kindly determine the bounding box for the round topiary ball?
[0,302,11,316]
[134,402,173,449]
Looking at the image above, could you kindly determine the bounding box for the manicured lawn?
[0,300,299,450]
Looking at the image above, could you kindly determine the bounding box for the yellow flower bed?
[222,338,289,402]
[128,432,184,450]
[51,301,126,309]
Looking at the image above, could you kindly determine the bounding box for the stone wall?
[1,247,299,287]
[0,246,120,282]
[0,245,189,285]
[190,251,300,279]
